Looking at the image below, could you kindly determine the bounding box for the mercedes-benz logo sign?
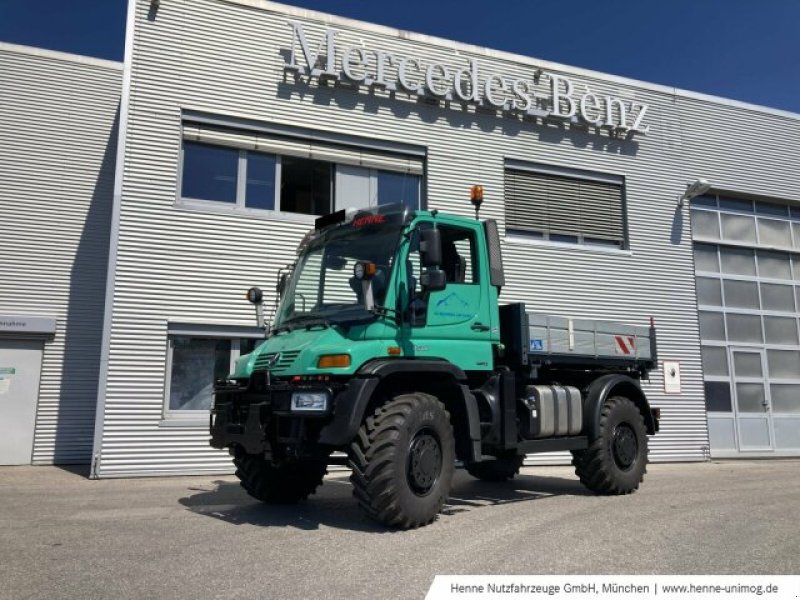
[267,352,281,368]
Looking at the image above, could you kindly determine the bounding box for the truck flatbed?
[500,303,657,372]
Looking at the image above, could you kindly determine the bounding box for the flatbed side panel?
[527,312,653,362]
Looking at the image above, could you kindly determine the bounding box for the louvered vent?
[253,350,301,373]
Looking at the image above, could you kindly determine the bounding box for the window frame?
[502,160,629,252]
[177,143,334,224]
[161,330,265,425]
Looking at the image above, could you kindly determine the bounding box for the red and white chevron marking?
[614,335,636,355]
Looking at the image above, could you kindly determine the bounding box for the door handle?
[471,322,490,332]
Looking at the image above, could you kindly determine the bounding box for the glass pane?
[691,210,720,239]
[240,338,263,356]
[794,254,800,280]
[701,346,728,376]
[704,381,732,412]
[726,313,762,343]
[733,352,763,378]
[377,171,421,210]
[758,250,792,280]
[720,247,756,276]
[736,383,767,413]
[764,316,798,345]
[694,243,719,272]
[181,142,238,203]
[720,213,756,243]
[723,280,759,309]
[764,316,799,345]
[719,197,753,213]
[691,195,716,208]
[169,337,231,411]
[770,384,800,413]
[794,223,800,251]
[245,152,277,210]
[696,277,722,306]
[760,283,795,312]
[699,311,726,341]
[767,349,800,378]
[755,201,788,217]
[280,157,332,216]
[757,218,792,248]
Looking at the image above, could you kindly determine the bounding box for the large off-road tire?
[465,453,524,482]
[348,393,455,529]
[233,450,328,504]
[571,395,648,495]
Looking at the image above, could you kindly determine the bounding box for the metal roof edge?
[220,0,800,123]
[0,41,123,71]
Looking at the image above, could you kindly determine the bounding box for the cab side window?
[440,227,477,284]
[405,224,478,326]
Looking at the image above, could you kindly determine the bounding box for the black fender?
[583,374,657,440]
[318,359,482,461]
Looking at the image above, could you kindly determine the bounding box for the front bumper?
[209,372,378,457]
[210,372,334,456]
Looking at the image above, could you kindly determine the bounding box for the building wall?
[93,0,800,475]
[0,44,121,464]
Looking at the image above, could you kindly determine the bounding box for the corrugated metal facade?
[91,0,800,476]
[0,44,121,464]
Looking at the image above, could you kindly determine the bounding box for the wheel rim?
[406,428,443,496]
[611,423,638,471]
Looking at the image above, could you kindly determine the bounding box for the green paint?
[0,368,15,375]
[234,211,499,380]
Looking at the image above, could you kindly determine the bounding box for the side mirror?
[419,228,442,268]
[420,268,446,292]
[246,286,268,334]
[246,287,263,305]
[277,273,288,298]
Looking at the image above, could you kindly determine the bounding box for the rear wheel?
[348,392,455,529]
[572,395,648,494]
[465,453,524,482]
[233,450,328,504]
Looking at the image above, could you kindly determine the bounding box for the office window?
[181,142,239,203]
[166,336,262,413]
[181,143,423,218]
[280,157,333,216]
[504,166,625,248]
[245,152,278,210]
[377,171,421,210]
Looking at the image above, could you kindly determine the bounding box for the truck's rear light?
[318,354,351,368]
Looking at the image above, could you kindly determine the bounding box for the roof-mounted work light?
[470,185,484,219]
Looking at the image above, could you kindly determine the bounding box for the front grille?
[253,350,301,373]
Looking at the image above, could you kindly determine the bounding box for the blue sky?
[1,0,799,113]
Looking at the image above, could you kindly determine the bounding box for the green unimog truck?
[210,197,660,529]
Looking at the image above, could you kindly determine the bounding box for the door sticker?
[433,291,473,319]
[530,339,544,351]
[0,368,15,375]
[0,378,10,395]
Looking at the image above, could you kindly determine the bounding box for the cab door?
[400,220,493,371]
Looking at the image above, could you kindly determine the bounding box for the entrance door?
[730,347,774,452]
[0,339,44,465]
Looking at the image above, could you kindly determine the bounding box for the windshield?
[275,222,403,327]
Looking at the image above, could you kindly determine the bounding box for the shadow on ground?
[178,470,591,533]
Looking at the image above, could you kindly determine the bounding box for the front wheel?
[348,392,455,529]
[233,450,328,504]
[571,395,648,495]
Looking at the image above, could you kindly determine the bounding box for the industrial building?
[1,0,799,476]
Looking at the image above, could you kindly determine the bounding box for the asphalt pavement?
[1,460,798,599]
